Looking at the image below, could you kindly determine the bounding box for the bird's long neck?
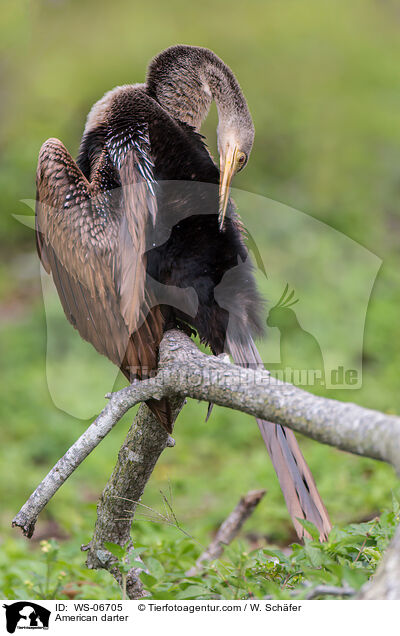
[146,45,248,132]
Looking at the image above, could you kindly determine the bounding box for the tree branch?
[11,384,157,538]
[13,328,400,539]
[83,397,184,599]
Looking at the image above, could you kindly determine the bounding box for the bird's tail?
[226,333,331,541]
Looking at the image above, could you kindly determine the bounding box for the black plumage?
[35,45,331,540]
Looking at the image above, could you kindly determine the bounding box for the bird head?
[146,44,255,228]
[217,112,254,229]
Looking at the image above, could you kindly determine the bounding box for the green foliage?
[135,500,399,600]
[0,538,119,600]
[103,542,147,599]
[2,503,398,600]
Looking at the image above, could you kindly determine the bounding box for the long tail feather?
[226,334,331,541]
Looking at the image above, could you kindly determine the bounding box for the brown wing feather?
[36,138,131,367]
[36,136,171,430]
[117,151,156,334]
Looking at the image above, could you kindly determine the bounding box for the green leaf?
[127,559,146,571]
[259,548,289,565]
[140,572,157,588]
[104,542,126,560]
[176,585,211,599]
[342,567,368,589]
[303,542,324,567]
[296,518,321,541]
[146,557,165,580]
[130,547,146,557]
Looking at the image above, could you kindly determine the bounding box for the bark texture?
[83,398,183,599]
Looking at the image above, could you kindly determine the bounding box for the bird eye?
[236,151,247,171]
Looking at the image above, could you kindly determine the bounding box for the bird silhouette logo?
[2,602,51,633]
[266,284,325,387]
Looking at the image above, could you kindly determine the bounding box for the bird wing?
[35,132,162,379]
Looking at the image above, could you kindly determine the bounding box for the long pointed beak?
[219,144,238,229]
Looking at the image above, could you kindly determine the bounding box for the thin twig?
[354,517,379,564]
[186,489,266,576]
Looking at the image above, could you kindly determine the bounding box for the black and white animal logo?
[3,602,50,633]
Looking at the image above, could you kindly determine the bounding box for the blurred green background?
[1,0,400,598]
